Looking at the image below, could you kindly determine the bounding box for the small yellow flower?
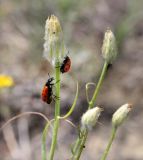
[0,75,14,88]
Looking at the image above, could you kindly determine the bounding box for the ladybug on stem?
[41,76,54,104]
[60,55,71,73]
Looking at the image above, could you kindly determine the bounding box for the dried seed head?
[81,107,103,130]
[102,29,117,64]
[43,15,66,66]
[112,103,132,128]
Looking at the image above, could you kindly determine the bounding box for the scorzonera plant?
[0,15,133,160]
[41,15,133,160]
[41,15,78,160]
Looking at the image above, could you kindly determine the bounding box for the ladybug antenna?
[67,51,69,56]
[48,73,51,78]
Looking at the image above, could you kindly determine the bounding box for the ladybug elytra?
[60,56,71,73]
[41,77,54,104]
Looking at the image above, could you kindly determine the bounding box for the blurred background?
[0,0,143,159]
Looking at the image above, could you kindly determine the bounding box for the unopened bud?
[81,107,103,130]
[102,29,117,64]
[43,15,66,66]
[112,103,132,128]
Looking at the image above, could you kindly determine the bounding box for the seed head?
[81,107,103,130]
[112,103,132,128]
[43,15,66,66]
[102,29,117,64]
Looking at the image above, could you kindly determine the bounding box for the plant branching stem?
[75,129,88,160]
[100,127,117,160]
[89,61,108,109]
[42,119,54,160]
[72,61,109,160]
[49,62,61,160]
[59,82,78,119]
[42,122,51,160]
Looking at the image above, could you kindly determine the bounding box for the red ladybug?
[60,56,71,73]
[41,77,54,104]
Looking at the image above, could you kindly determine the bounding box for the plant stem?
[74,129,88,160]
[42,122,51,160]
[59,82,79,120]
[49,62,61,160]
[89,61,108,109]
[100,127,117,160]
[42,119,54,160]
[72,138,81,156]
[71,61,109,160]
[71,128,84,159]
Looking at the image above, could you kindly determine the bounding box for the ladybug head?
[48,77,54,83]
[45,77,54,86]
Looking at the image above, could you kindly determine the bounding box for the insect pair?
[41,55,71,104]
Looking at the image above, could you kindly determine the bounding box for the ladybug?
[41,77,54,104]
[60,55,71,73]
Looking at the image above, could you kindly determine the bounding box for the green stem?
[74,129,88,160]
[85,82,96,103]
[89,61,108,109]
[72,61,109,160]
[59,82,78,120]
[100,127,117,160]
[72,138,81,155]
[49,62,61,160]
[42,122,51,160]
[42,119,54,160]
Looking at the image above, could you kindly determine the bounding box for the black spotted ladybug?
[60,55,71,73]
[41,77,54,104]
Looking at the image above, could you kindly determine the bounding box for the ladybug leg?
[51,80,61,89]
[48,73,51,78]
[50,80,60,86]
[52,96,60,103]
[55,80,60,84]
[53,95,60,100]
[53,97,58,102]
[55,96,60,100]
[55,64,61,68]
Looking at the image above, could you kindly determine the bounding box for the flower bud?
[112,103,132,128]
[43,15,66,66]
[81,107,103,130]
[102,29,117,64]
